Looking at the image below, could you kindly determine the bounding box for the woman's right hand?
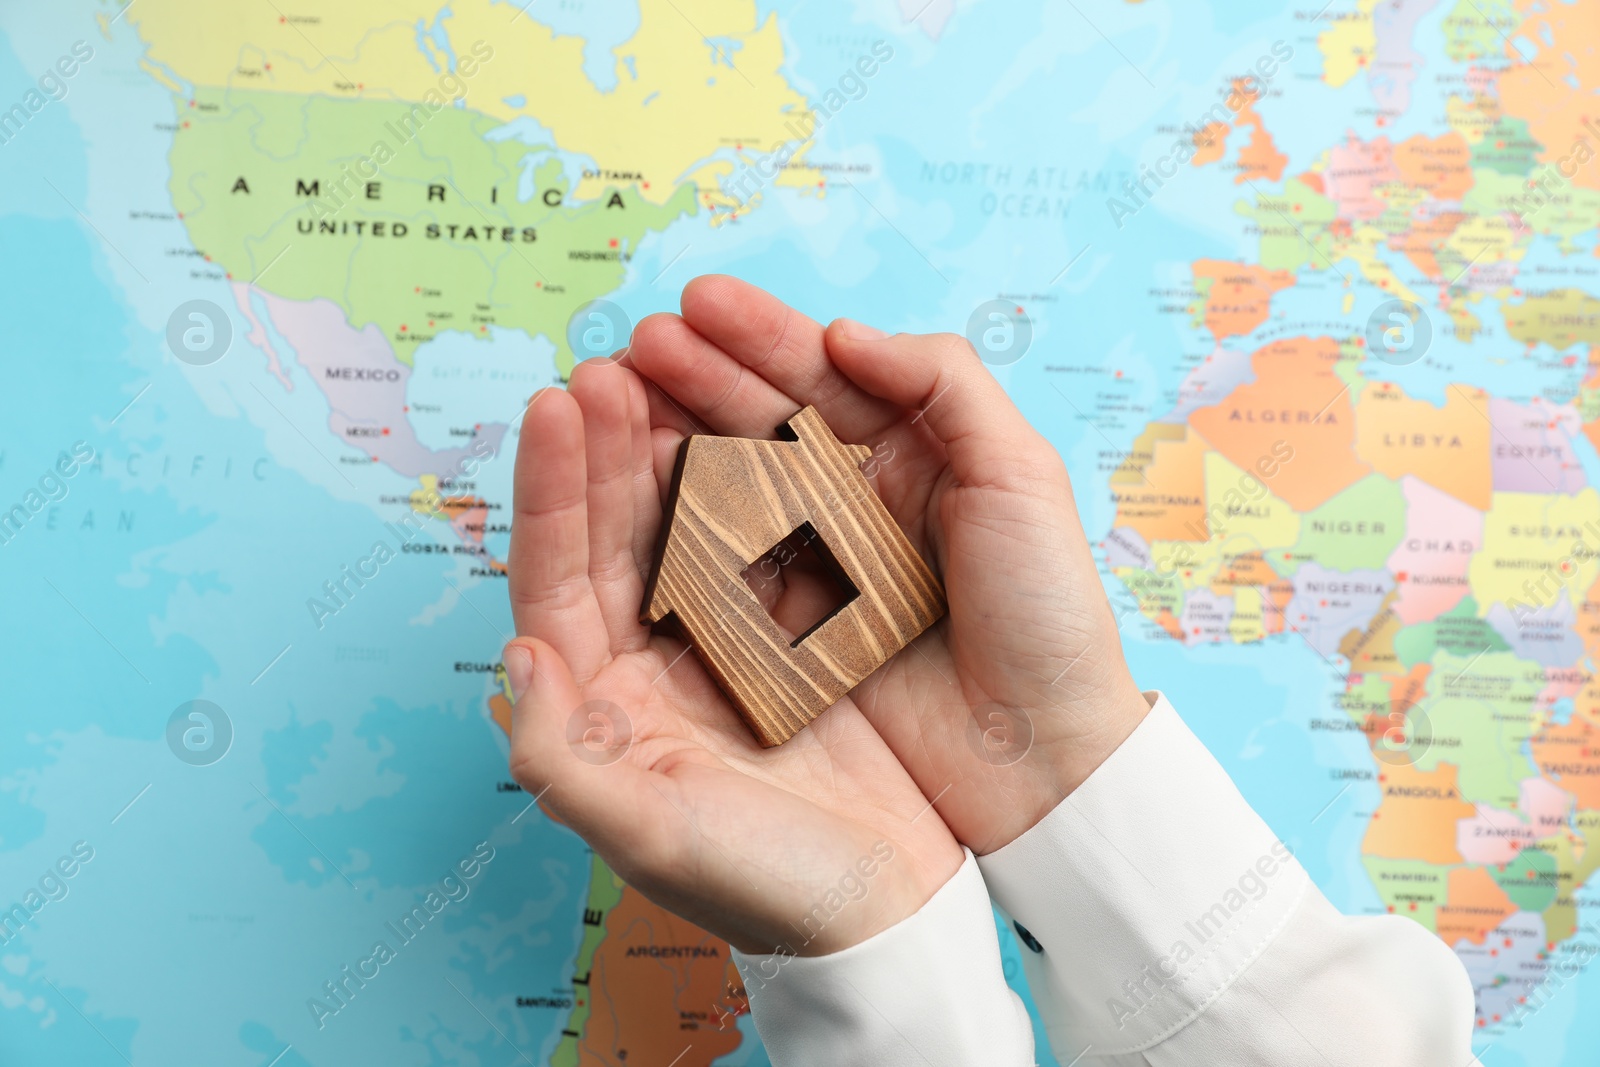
[627,276,1151,857]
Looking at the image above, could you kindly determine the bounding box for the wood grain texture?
[642,406,946,747]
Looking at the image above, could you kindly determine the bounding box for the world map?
[1,0,1597,1064]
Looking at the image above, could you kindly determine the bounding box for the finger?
[568,359,648,652]
[624,352,704,437]
[823,322,1056,490]
[508,388,612,682]
[651,426,684,506]
[628,310,795,438]
[504,638,677,871]
[679,275,901,444]
[626,368,662,576]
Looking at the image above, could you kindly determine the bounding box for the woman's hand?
[628,276,1151,855]
[503,357,963,956]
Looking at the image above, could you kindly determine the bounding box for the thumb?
[503,637,581,792]
[823,319,1054,488]
[501,638,666,862]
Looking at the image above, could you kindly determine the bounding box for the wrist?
[974,682,1152,855]
[722,832,964,958]
[1044,681,1153,795]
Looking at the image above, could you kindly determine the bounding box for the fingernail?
[504,644,533,703]
[839,318,888,341]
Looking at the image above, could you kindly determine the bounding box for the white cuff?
[976,692,1311,1055]
[731,849,1035,1067]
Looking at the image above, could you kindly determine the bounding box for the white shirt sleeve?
[976,692,1475,1065]
[729,848,1037,1066]
[732,692,1475,1066]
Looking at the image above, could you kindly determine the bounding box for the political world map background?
[2,0,1598,1064]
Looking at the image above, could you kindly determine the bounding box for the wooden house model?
[641,406,946,746]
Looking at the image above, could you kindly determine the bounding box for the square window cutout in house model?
[642,406,947,747]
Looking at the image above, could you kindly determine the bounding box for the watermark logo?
[166,300,233,366]
[566,300,632,361]
[722,41,895,211]
[1105,41,1294,229]
[0,441,95,549]
[1371,696,1433,768]
[566,699,634,766]
[0,840,95,945]
[963,702,1035,767]
[966,300,1032,366]
[166,700,233,766]
[1109,840,1296,1030]
[1364,299,1431,366]
[0,40,94,149]
[307,436,497,632]
[299,42,496,226]
[716,839,897,1026]
[307,841,495,1029]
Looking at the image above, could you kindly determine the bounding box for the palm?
[862,462,1118,850]
[504,361,960,956]
[628,277,1149,853]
